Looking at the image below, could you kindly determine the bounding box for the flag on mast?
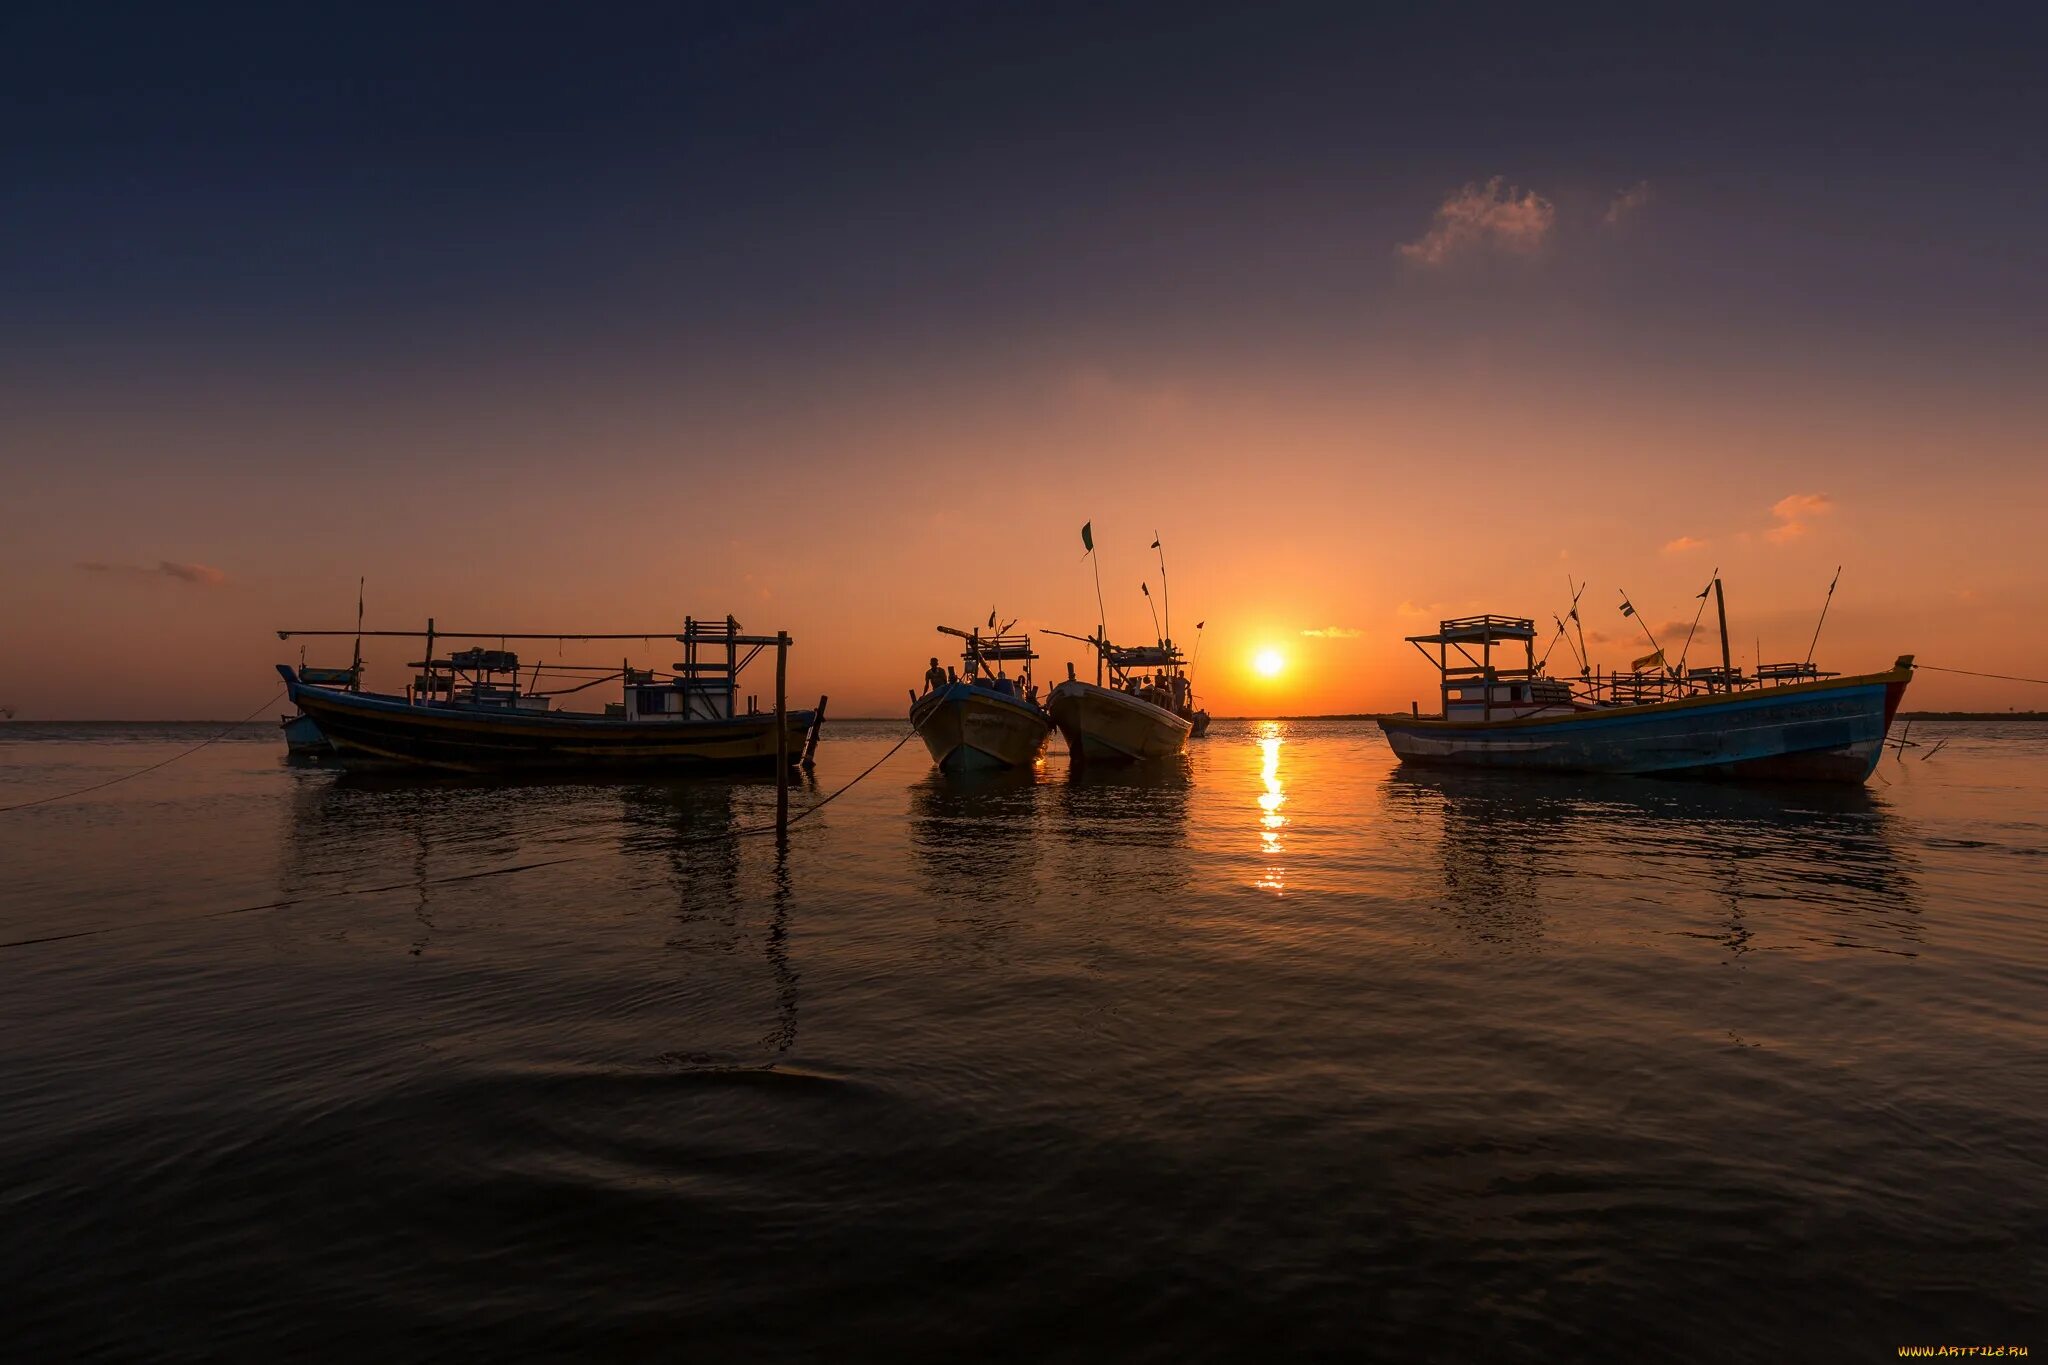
[1081,522,1093,553]
[1619,598,1637,618]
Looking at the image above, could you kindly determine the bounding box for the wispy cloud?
[1603,180,1654,226]
[1662,535,1707,554]
[1299,626,1363,639]
[1398,177,1555,266]
[1766,492,1833,544]
[77,560,228,587]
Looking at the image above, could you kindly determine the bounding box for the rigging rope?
[0,692,287,815]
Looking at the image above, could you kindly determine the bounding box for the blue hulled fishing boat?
[909,624,1052,772]
[1379,588,1912,783]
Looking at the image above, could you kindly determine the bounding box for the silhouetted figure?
[924,657,947,694]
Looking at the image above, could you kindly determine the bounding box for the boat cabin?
[1407,615,1578,722]
[939,626,1040,699]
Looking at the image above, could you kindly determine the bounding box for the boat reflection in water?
[1382,766,1920,955]
[280,768,804,1055]
[1044,754,1193,906]
[908,767,1047,963]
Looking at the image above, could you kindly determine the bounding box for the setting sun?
[1253,649,1286,678]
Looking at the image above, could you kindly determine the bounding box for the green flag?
[1081,521,1093,553]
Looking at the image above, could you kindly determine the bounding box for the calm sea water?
[1,718,2043,1360]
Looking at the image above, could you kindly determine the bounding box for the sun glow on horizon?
[1253,648,1286,678]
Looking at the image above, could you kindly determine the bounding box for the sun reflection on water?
[1255,722,1287,894]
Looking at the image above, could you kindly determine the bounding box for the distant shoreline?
[7,711,2045,725]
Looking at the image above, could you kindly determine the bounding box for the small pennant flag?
[1697,581,1713,600]
[1826,565,1840,596]
[1619,598,1637,618]
[1632,647,1666,672]
[988,608,997,628]
[1141,583,1150,597]
[1568,606,1579,623]
[1080,522,1093,553]
[1150,537,1161,549]
[1195,620,1206,630]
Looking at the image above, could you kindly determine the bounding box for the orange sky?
[5,345,2043,718]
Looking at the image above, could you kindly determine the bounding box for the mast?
[1714,577,1731,690]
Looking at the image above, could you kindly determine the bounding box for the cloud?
[1662,535,1707,554]
[1300,626,1363,639]
[1398,177,1556,266]
[1766,492,1833,544]
[77,560,228,587]
[1603,180,1654,225]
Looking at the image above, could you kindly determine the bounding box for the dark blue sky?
[6,1,2043,369]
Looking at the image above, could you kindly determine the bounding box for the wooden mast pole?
[1714,577,1732,690]
[775,631,790,829]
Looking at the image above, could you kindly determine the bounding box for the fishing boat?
[276,616,817,774]
[1045,638,1195,762]
[909,624,1052,771]
[1378,584,1911,783]
[1047,523,1206,761]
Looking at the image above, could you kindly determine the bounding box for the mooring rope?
[1915,663,2048,687]
[0,692,287,815]
[0,717,930,950]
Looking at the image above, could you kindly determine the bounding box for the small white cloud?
[1766,492,1833,544]
[1398,177,1556,266]
[1603,180,1654,226]
[1662,535,1707,554]
[1300,626,1364,639]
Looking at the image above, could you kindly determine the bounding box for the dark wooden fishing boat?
[1378,595,1911,783]
[276,617,815,774]
[909,624,1052,771]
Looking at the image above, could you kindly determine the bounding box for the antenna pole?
[1155,533,1170,656]
[1804,566,1841,667]
[1714,576,1732,690]
[351,577,365,687]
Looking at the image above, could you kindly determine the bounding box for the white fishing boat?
[1047,671,1193,761]
[1048,522,1205,762]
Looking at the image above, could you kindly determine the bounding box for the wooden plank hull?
[1377,665,1911,783]
[1047,680,1193,762]
[279,667,812,774]
[910,683,1051,771]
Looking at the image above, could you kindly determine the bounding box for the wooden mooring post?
[801,694,828,769]
[774,631,790,829]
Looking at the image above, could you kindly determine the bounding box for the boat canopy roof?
[939,626,1037,662]
[1405,614,1536,646]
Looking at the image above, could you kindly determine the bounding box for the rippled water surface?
[2,719,2044,1360]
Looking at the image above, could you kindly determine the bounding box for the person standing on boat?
[924,657,947,695]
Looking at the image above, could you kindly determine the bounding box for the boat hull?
[1377,665,1911,783]
[910,683,1051,772]
[279,667,813,774]
[1047,680,1193,762]
[280,712,333,758]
